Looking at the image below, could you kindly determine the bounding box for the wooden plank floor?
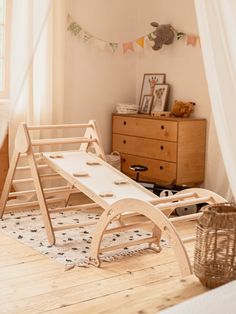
[0,220,208,314]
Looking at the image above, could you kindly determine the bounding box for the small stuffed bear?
[171,100,196,118]
[150,22,175,50]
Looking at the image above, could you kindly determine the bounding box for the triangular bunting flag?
[148,32,156,40]
[83,31,92,43]
[67,14,73,25]
[123,42,134,53]
[135,37,144,48]
[176,32,185,40]
[186,34,198,46]
[109,42,119,53]
[145,35,154,48]
[67,22,82,37]
[94,39,107,50]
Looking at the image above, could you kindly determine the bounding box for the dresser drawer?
[113,134,177,162]
[121,153,176,184]
[113,115,177,141]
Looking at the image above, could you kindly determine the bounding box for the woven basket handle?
[110,151,120,157]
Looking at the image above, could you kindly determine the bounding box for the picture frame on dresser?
[138,73,166,112]
[151,84,169,114]
[140,95,153,114]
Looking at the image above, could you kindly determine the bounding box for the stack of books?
[115,103,138,114]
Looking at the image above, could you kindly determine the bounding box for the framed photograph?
[140,95,153,114]
[138,73,166,111]
[151,84,169,113]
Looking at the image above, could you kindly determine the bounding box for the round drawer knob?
[160,166,164,170]
[161,125,165,130]
[123,140,126,144]
[122,158,126,162]
[160,145,164,150]
[123,121,126,125]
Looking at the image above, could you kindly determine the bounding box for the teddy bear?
[171,100,196,118]
[150,22,175,50]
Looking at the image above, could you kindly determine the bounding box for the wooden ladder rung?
[49,202,100,213]
[119,213,142,220]
[104,221,153,235]
[16,164,49,171]
[53,221,96,232]
[27,123,93,130]
[155,196,211,210]
[181,236,196,243]
[9,186,78,198]
[19,152,42,158]
[12,174,63,184]
[31,137,97,146]
[150,192,196,205]
[5,197,66,210]
[100,237,158,253]
[169,212,202,223]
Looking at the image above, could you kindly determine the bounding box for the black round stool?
[129,165,148,182]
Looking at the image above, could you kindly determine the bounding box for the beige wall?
[65,0,230,198]
[65,0,137,152]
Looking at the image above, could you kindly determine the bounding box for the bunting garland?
[83,31,92,43]
[123,42,134,53]
[67,21,82,37]
[67,15,200,54]
[109,42,119,53]
[136,37,145,48]
[186,34,199,47]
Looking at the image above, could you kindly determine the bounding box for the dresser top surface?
[112,113,206,122]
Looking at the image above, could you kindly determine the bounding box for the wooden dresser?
[0,135,9,195]
[112,114,206,186]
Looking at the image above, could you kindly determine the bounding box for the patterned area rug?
[0,208,164,268]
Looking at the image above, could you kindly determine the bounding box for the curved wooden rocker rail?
[89,189,226,277]
[150,187,226,217]
[90,198,192,277]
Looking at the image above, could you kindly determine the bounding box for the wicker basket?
[106,151,121,170]
[194,203,236,289]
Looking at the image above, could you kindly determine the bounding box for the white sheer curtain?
[0,0,65,152]
[194,0,236,200]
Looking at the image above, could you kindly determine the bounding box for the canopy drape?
[0,0,66,153]
[194,0,236,199]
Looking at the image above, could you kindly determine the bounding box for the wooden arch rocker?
[90,198,192,277]
[90,188,226,277]
[0,121,227,277]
